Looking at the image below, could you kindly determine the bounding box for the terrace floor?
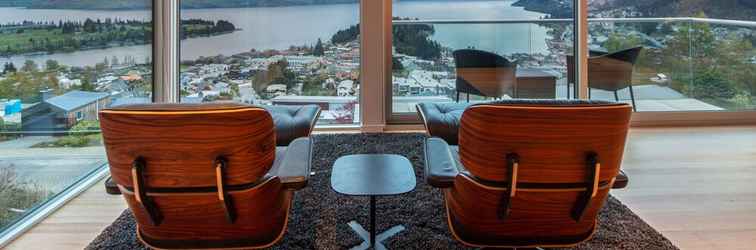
[5,126,756,250]
[393,84,725,113]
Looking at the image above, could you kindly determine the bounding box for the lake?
[0,0,549,67]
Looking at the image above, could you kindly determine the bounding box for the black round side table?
[331,154,417,250]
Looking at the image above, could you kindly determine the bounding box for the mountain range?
[0,0,361,9]
[2,0,756,21]
[514,0,756,20]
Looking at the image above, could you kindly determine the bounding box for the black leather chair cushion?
[417,102,471,145]
[265,105,321,146]
[417,100,622,145]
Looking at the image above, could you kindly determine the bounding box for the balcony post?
[574,0,589,99]
[153,0,180,103]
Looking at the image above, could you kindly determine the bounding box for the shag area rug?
[87,133,678,250]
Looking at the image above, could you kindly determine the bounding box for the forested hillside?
[514,0,756,20]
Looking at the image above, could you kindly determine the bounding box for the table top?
[516,68,559,79]
[331,154,417,196]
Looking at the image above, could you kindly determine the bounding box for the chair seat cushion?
[265,105,320,146]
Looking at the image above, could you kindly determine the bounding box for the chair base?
[347,221,405,250]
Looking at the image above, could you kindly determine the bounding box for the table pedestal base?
[347,221,405,250]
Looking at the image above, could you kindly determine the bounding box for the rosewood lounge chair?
[420,100,631,248]
[453,49,518,102]
[567,47,643,111]
[100,103,319,249]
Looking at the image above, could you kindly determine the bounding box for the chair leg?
[614,90,620,102]
[588,88,592,99]
[467,93,470,103]
[628,85,638,112]
[456,91,460,103]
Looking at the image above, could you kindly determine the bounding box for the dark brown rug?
[86,133,679,250]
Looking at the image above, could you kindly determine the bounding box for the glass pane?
[0,1,152,232]
[588,3,756,111]
[179,2,361,125]
[391,0,575,114]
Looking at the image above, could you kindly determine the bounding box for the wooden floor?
[5,126,756,250]
[613,126,756,250]
[4,179,127,250]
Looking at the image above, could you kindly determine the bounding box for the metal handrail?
[393,17,756,28]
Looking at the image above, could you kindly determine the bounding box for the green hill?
[514,0,756,20]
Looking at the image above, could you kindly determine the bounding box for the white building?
[266,84,288,97]
[337,80,355,97]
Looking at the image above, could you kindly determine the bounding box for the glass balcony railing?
[392,17,756,112]
[0,0,152,243]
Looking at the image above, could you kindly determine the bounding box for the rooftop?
[45,91,111,112]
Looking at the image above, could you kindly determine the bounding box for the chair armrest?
[273,137,313,190]
[424,137,460,188]
[266,105,321,146]
[613,170,629,189]
[104,177,121,195]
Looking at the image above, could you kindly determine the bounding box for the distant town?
[4,11,756,133]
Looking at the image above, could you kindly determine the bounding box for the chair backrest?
[449,100,632,247]
[453,49,517,97]
[567,47,643,91]
[100,103,290,249]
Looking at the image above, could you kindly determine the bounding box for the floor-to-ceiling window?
[587,1,756,112]
[0,0,152,236]
[178,1,361,125]
[389,0,576,119]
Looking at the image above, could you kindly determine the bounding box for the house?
[266,84,288,97]
[337,80,355,97]
[23,90,111,131]
[58,76,82,89]
[1,99,22,130]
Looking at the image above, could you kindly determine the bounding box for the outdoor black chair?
[568,47,643,111]
[453,49,518,102]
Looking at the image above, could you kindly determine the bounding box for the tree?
[47,73,59,88]
[331,24,359,44]
[111,56,119,66]
[688,69,737,100]
[392,18,442,60]
[313,38,325,56]
[213,20,236,33]
[21,60,38,72]
[661,12,751,104]
[603,33,642,52]
[392,57,404,71]
[2,63,17,75]
[79,78,95,92]
[83,18,97,33]
[45,60,60,71]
